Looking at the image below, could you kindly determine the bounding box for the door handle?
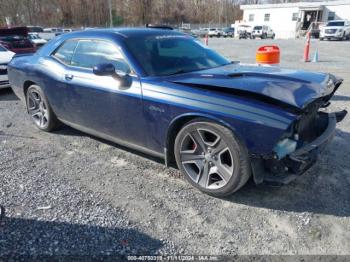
[65,74,74,80]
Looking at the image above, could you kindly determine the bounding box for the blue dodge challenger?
[8,28,347,196]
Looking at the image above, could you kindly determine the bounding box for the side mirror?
[93,63,115,76]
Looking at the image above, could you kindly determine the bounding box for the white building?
[240,0,350,38]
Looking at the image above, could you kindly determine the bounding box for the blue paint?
[7,28,338,158]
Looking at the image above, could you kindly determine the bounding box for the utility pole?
[108,0,113,27]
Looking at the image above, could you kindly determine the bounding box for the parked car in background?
[237,24,252,39]
[190,29,202,38]
[44,28,63,33]
[177,28,198,38]
[198,28,209,37]
[221,27,235,38]
[320,20,350,40]
[0,45,15,89]
[251,25,275,39]
[39,28,64,41]
[208,28,222,37]
[0,27,36,54]
[27,26,44,33]
[8,28,346,196]
[28,33,47,48]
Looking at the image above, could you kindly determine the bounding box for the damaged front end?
[252,77,347,184]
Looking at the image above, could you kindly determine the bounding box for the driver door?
[61,39,145,147]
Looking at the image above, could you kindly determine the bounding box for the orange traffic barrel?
[256,45,280,64]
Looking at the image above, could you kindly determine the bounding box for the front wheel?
[26,84,60,132]
[174,120,251,197]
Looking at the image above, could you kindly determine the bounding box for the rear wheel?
[26,84,60,132]
[174,119,251,197]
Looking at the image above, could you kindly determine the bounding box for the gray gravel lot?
[0,38,349,257]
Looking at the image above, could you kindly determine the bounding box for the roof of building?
[241,0,350,10]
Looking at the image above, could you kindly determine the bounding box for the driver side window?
[70,39,130,73]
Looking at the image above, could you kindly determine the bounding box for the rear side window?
[52,40,78,65]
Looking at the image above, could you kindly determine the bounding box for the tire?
[26,84,60,132]
[320,37,324,41]
[272,34,275,39]
[174,119,251,197]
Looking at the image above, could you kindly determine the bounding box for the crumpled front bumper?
[252,110,347,184]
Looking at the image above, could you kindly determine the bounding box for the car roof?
[0,27,29,37]
[76,28,184,39]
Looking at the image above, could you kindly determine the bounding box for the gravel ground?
[0,39,349,257]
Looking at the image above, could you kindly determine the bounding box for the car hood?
[166,63,338,110]
[0,50,15,63]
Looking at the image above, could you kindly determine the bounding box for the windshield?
[29,34,40,39]
[253,26,262,30]
[0,45,7,51]
[126,34,230,76]
[327,21,345,27]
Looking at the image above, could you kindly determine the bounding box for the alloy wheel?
[27,90,49,128]
[179,128,234,190]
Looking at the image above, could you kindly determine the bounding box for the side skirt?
[59,119,165,161]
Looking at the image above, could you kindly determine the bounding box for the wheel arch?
[23,80,37,112]
[23,80,36,97]
[165,113,248,166]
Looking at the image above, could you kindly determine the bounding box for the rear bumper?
[252,110,347,184]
